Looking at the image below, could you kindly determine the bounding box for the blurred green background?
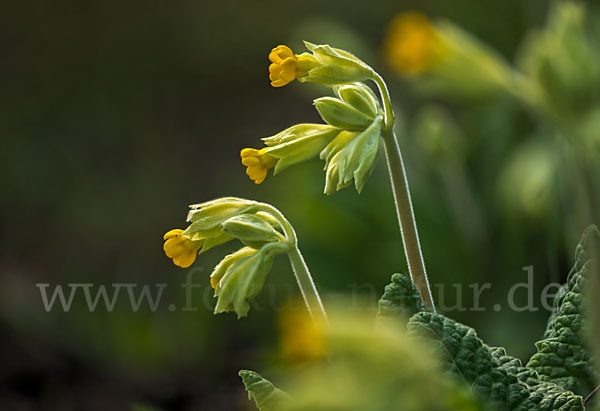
[2,0,599,409]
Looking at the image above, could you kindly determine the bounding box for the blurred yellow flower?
[240,147,277,184]
[163,229,202,268]
[279,304,326,361]
[383,12,438,76]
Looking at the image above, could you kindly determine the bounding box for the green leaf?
[377,273,430,322]
[239,370,291,411]
[407,312,584,410]
[527,225,599,397]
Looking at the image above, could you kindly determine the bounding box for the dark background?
[1,1,598,410]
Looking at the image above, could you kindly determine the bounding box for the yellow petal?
[241,156,260,166]
[241,148,260,158]
[271,79,288,87]
[279,58,297,82]
[269,45,294,64]
[173,251,197,268]
[164,228,184,240]
[163,237,186,258]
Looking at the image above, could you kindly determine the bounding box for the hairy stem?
[373,74,436,311]
[288,246,329,325]
[258,203,329,324]
[584,384,599,407]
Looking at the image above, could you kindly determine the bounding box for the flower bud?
[334,83,380,119]
[186,197,258,232]
[300,41,374,86]
[241,124,340,184]
[221,214,283,246]
[212,243,289,317]
[321,117,382,194]
[314,97,374,130]
[262,124,340,174]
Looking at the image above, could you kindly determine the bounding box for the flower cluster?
[243,44,387,194]
[163,197,292,317]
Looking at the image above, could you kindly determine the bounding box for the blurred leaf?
[239,370,291,411]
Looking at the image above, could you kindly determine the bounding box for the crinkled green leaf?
[527,225,599,397]
[407,312,584,410]
[239,370,291,411]
[377,273,431,322]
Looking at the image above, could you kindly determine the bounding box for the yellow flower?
[240,148,277,184]
[163,229,202,268]
[269,45,297,87]
[268,45,317,87]
[278,303,326,361]
[383,12,438,76]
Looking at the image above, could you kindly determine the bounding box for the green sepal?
[212,243,289,318]
[262,124,337,146]
[321,116,382,194]
[299,41,374,86]
[239,370,291,411]
[314,97,373,130]
[261,124,340,174]
[181,224,233,255]
[186,197,258,231]
[221,214,282,245]
[334,82,380,119]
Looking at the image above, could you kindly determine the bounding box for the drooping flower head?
[162,197,297,317]
[163,229,203,268]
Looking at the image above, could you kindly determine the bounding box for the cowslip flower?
[163,229,203,268]
[269,43,373,87]
[269,45,318,87]
[240,148,278,184]
[383,12,514,98]
[383,12,439,76]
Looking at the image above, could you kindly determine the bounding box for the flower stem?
[287,246,329,325]
[373,74,436,311]
[258,203,329,324]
